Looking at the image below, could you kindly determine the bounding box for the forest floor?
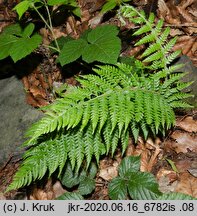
[0,0,197,200]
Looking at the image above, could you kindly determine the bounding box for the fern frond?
[8,61,192,191]
[8,138,67,191]
[135,34,155,45]
[119,5,180,75]
[141,43,160,58]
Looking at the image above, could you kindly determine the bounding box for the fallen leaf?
[99,161,119,181]
[53,181,67,198]
[175,172,197,198]
[176,116,197,133]
[188,168,197,178]
[188,161,197,178]
[170,131,197,153]
[29,179,55,200]
[29,86,47,99]
[157,168,178,193]
[175,159,192,173]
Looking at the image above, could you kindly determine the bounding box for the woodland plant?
[0,0,121,65]
[5,4,193,194]
[0,0,81,61]
[57,156,196,200]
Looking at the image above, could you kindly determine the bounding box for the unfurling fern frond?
[119,5,181,75]
[7,62,192,191]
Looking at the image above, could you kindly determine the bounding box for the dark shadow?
[0,54,43,80]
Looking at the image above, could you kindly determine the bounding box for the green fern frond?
[7,4,194,191]
[8,138,67,191]
[119,5,181,75]
[7,62,192,191]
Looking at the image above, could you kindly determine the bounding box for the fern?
[7,6,193,191]
[7,62,192,191]
[119,5,182,75]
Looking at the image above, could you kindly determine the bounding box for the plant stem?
[32,2,60,52]
[43,44,60,53]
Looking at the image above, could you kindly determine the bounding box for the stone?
[0,75,43,167]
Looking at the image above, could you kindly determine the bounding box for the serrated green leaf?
[158,192,197,200]
[82,25,121,64]
[22,23,35,37]
[108,177,128,200]
[56,192,84,200]
[78,177,95,195]
[58,39,88,66]
[109,155,162,200]
[10,34,42,62]
[127,171,162,199]
[59,163,80,188]
[88,162,97,179]
[13,1,31,19]
[119,156,141,177]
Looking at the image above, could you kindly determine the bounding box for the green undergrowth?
[3,3,193,197]
[57,156,196,200]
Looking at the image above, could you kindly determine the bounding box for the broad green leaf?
[10,34,42,62]
[58,39,88,66]
[158,192,197,200]
[47,0,80,17]
[50,36,73,54]
[119,156,141,177]
[0,35,18,60]
[108,177,127,200]
[22,23,35,37]
[59,163,81,188]
[57,36,74,50]
[13,1,31,19]
[82,25,121,64]
[78,177,95,195]
[1,24,22,36]
[47,0,68,6]
[127,171,162,199]
[56,192,84,200]
[88,162,97,179]
[101,0,117,14]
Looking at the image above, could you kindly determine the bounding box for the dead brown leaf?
[175,159,193,173]
[176,116,197,133]
[157,0,197,65]
[136,138,162,172]
[23,177,66,200]
[175,172,197,198]
[170,131,197,153]
[26,93,40,108]
[157,168,178,193]
[187,160,197,178]
[99,160,119,181]
[29,179,55,200]
[29,86,47,99]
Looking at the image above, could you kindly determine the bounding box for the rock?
[0,76,43,167]
[176,55,197,107]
